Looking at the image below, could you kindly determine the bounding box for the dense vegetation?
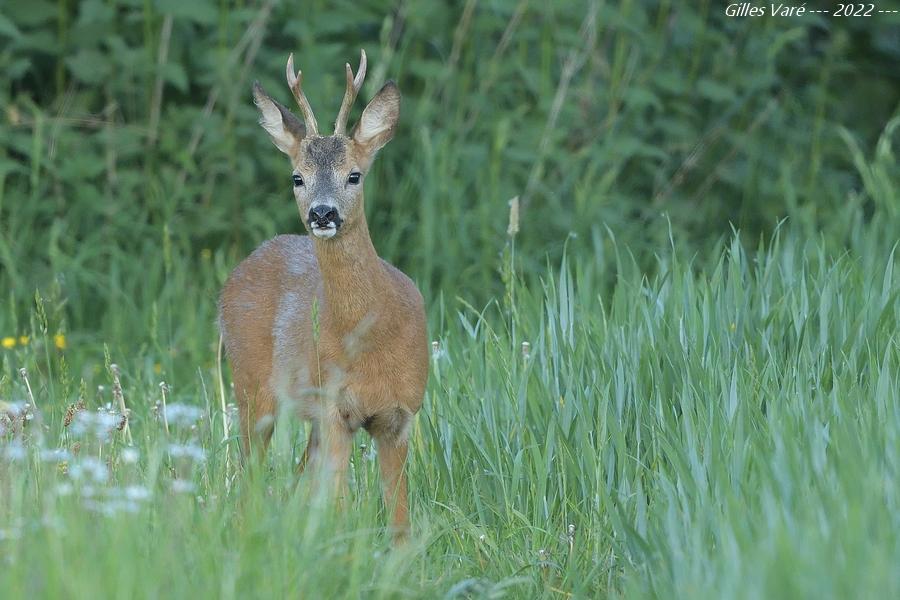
[1,1,898,598]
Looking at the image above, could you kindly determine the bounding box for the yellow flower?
[729,322,736,332]
[1,337,15,349]
[18,336,29,346]
[201,248,212,261]
[153,363,163,375]
[54,333,67,350]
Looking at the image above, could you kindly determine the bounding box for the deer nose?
[308,205,339,226]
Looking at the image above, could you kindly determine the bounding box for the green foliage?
[1,2,900,597]
[1,1,899,331]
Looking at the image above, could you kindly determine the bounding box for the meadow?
[2,1,900,598]
[2,201,900,598]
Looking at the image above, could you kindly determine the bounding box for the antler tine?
[333,49,367,136]
[285,53,319,136]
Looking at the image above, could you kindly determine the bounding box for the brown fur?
[220,54,427,543]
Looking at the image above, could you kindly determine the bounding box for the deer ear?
[352,81,400,153]
[253,81,305,156]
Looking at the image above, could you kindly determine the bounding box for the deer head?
[252,50,401,239]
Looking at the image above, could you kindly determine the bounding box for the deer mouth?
[310,222,339,239]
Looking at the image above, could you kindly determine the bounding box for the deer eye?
[292,174,304,187]
[348,172,361,185]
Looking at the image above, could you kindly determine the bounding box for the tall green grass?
[2,209,898,597]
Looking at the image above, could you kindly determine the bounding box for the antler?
[333,49,367,136]
[285,53,319,137]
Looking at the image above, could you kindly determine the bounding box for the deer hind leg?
[234,373,276,464]
[376,439,410,543]
[365,408,414,544]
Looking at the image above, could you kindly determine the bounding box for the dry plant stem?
[652,105,733,207]
[147,15,173,147]
[47,81,76,160]
[522,0,599,208]
[110,364,133,445]
[18,368,36,410]
[490,0,526,71]
[461,0,528,132]
[174,0,274,192]
[369,5,406,91]
[447,0,477,81]
[691,97,780,201]
[11,115,148,133]
[654,92,779,207]
[216,334,232,484]
[437,0,477,112]
[232,11,272,116]
[159,381,170,435]
[217,335,228,443]
[104,88,118,190]
[18,368,44,446]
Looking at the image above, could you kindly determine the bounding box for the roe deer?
[218,50,428,541]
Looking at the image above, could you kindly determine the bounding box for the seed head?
[507,196,520,237]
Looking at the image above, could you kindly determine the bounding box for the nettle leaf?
[109,126,145,160]
[623,87,663,113]
[656,71,689,95]
[75,0,116,26]
[4,0,56,27]
[104,35,149,71]
[161,62,188,93]
[4,58,31,80]
[66,49,113,84]
[614,136,669,161]
[0,157,28,179]
[0,13,22,39]
[154,0,218,25]
[696,78,736,103]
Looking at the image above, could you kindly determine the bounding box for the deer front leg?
[317,416,352,502]
[375,437,410,543]
[296,422,320,475]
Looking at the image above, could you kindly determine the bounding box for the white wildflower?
[163,403,204,429]
[124,485,150,502]
[120,447,140,464]
[55,482,74,497]
[167,443,206,462]
[2,441,26,462]
[170,479,195,494]
[68,456,109,483]
[40,448,71,463]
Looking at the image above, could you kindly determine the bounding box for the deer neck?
[313,204,388,331]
